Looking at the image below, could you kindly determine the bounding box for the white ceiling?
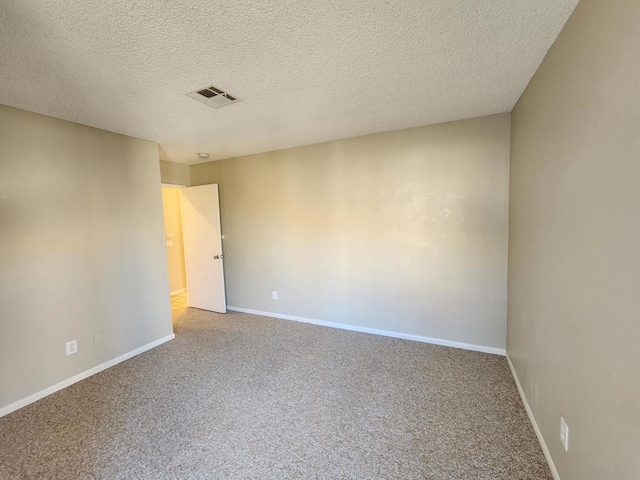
[0,0,578,164]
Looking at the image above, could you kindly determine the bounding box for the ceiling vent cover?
[186,85,240,108]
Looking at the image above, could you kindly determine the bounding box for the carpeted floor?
[0,308,552,479]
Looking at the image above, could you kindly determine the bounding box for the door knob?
[213,255,223,259]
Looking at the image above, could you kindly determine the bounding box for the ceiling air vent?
[186,85,240,109]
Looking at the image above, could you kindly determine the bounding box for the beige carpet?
[0,308,552,479]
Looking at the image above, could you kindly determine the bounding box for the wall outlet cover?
[272,291,278,300]
[65,340,78,356]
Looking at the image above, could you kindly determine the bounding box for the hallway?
[170,291,188,321]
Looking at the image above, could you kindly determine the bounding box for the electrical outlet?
[296,293,303,303]
[272,291,278,300]
[93,330,104,346]
[560,417,569,451]
[65,340,78,356]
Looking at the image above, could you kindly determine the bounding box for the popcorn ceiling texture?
[0,0,578,164]
[0,308,552,479]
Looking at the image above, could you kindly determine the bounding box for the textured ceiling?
[0,0,579,164]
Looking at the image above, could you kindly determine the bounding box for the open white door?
[180,184,226,313]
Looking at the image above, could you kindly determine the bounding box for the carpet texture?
[0,308,552,479]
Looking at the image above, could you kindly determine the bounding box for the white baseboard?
[170,288,187,296]
[0,333,175,418]
[227,306,505,356]
[506,353,560,480]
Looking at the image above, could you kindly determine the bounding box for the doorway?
[161,185,189,321]
[161,183,227,322]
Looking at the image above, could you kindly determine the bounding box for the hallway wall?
[161,187,187,294]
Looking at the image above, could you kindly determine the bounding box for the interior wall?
[160,160,190,186]
[190,114,510,351]
[0,105,174,411]
[508,0,640,478]
[161,187,187,294]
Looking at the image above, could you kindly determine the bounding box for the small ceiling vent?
[186,85,240,109]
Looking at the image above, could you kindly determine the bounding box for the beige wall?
[161,187,187,293]
[191,114,510,350]
[508,0,640,478]
[160,160,190,186]
[0,105,173,411]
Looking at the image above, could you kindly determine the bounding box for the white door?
[180,184,226,313]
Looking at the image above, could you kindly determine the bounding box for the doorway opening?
[161,185,189,322]
[161,183,227,324]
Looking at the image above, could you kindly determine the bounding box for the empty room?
[0,0,637,479]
